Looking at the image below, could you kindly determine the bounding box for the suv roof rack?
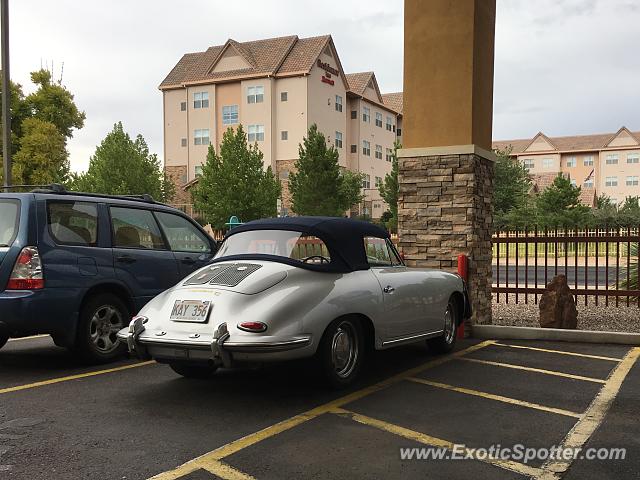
[3,183,158,204]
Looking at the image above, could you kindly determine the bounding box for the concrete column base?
[398,149,495,327]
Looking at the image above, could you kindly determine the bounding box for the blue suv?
[0,186,217,363]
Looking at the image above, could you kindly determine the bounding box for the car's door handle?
[383,285,395,294]
[116,255,137,264]
[181,257,196,265]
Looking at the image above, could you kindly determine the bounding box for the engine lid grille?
[184,263,262,287]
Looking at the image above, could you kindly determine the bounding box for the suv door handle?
[181,257,196,265]
[383,285,395,294]
[116,255,137,264]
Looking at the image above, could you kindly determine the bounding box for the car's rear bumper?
[117,318,313,366]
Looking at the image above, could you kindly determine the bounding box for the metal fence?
[492,226,640,307]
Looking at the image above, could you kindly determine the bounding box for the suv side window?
[155,211,211,253]
[110,207,166,250]
[364,236,393,267]
[48,201,99,246]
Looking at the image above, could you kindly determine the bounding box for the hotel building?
[159,34,403,218]
[493,127,640,205]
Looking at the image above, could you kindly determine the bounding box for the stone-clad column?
[400,0,496,327]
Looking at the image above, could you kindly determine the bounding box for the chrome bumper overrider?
[118,318,311,366]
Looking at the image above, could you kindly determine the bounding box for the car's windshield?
[0,199,20,247]
[215,230,331,265]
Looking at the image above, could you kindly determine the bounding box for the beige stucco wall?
[274,76,308,163]
[516,153,561,175]
[598,148,640,203]
[560,152,597,188]
[186,84,216,179]
[163,89,188,169]
[241,78,273,169]
[215,82,241,155]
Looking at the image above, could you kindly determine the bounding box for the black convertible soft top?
[222,216,390,273]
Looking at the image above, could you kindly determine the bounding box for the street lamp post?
[1,0,11,190]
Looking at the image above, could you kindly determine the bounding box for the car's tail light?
[7,246,44,290]
[237,321,267,333]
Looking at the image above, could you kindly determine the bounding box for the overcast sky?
[8,0,640,172]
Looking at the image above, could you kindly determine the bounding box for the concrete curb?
[472,325,640,345]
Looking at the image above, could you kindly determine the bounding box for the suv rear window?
[48,202,99,246]
[0,199,20,247]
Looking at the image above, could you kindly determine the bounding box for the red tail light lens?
[237,321,267,333]
[7,246,44,290]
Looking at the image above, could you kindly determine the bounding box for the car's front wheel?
[318,317,364,388]
[427,298,458,354]
[74,293,129,364]
[169,363,218,379]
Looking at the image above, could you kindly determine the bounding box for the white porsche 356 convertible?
[118,217,470,386]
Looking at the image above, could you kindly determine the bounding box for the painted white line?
[7,335,50,342]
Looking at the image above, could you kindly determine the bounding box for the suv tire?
[74,293,129,364]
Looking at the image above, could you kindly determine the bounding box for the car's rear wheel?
[74,293,129,364]
[427,298,458,354]
[317,317,364,388]
[169,363,218,379]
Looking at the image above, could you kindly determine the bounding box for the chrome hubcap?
[331,321,359,379]
[89,305,124,353]
[443,306,455,344]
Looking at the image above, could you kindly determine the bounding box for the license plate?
[170,300,212,323]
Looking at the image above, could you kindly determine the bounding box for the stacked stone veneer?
[165,166,191,206]
[398,153,494,326]
[276,159,296,213]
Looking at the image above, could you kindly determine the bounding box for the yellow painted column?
[399,0,497,327]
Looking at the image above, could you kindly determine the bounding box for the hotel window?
[543,158,554,169]
[351,110,357,119]
[386,116,393,131]
[222,105,239,125]
[280,91,288,102]
[350,144,357,153]
[247,86,264,104]
[570,179,577,186]
[584,178,594,188]
[396,128,402,137]
[180,102,186,112]
[194,129,210,145]
[627,176,639,186]
[195,166,203,177]
[565,157,576,168]
[362,140,371,156]
[375,112,383,128]
[281,131,288,141]
[605,176,618,187]
[583,155,594,166]
[362,107,370,123]
[335,131,343,148]
[362,174,371,189]
[375,144,383,159]
[628,153,640,164]
[606,154,618,165]
[375,176,383,187]
[523,159,535,170]
[193,92,209,109]
[247,125,265,142]
[335,95,343,112]
[181,138,187,147]
[386,148,393,162]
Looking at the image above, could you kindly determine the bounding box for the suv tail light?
[7,246,44,290]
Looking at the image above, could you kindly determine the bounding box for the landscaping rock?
[539,275,578,329]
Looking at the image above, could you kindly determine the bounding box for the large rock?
[539,275,578,329]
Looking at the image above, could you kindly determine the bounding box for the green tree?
[12,118,69,185]
[536,174,591,227]
[71,122,173,201]
[378,141,400,232]
[289,124,364,216]
[617,196,640,225]
[493,147,532,228]
[192,125,280,228]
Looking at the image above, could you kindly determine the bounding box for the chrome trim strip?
[138,337,212,349]
[381,330,444,347]
[224,337,311,353]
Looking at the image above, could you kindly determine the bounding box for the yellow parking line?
[493,343,623,362]
[147,340,496,479]
[458,357,607,384]
[202,460,256,480]
[0,361,156,395]
[407,377,582,418]
[536,347,640,480]
[332,407,544,478]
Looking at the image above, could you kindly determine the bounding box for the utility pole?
[1,0,11,190]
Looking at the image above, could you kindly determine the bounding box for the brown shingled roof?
[160,35,335,88]
[493,128,640,154]
[381,92,403,114]
[345,72,374,96]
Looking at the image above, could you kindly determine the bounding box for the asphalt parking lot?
[1,336,638,480]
